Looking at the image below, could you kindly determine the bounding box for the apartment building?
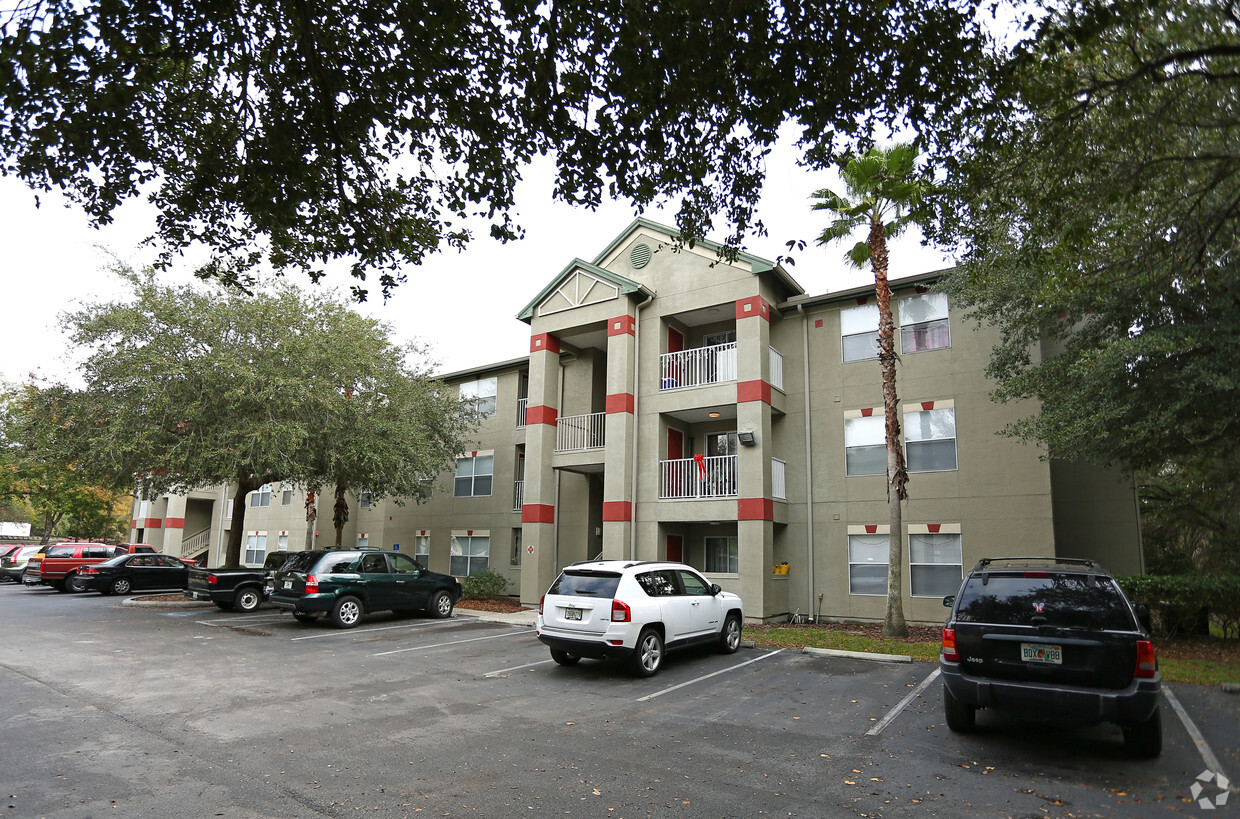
[132,217,1142,624]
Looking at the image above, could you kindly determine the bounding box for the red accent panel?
[864,524,878,534]
[927,523,942,534]
[815,319,824,328]
[738,498,774,521]
[737,380,772,404]
[667,328,684,354]
[530,333,561,354]
[666,535,683,562]
[131,520,139,530]
[525,405,559,426]
[921,401,935,411]
[164,517,186,529]
[860,407,874,417]
[735,296,771,321]
[605,393,635,414]
[521,504,555,524]
[145,518,163,529]
[602,501,632,522]
[667,428,684,460]
[608,315,637,336]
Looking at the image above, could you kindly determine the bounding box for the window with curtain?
[899,293,951,353]
[841,303,880,363]
[460,377,498,417]
[845,416,885,476]
[705,536,738,574]
[281,484,294,506]
[245,532,267,565]
[906,408,957,472]
[454,454,494,497]
[910,533,963,597]
[849,534,889,595]
[415,535,430,560]
[450,534,490,576]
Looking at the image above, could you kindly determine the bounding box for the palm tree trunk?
[333,480,348,547]
[304,486,317,551]
[871,215,910,639]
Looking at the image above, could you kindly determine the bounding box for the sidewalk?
[455,603,538,627]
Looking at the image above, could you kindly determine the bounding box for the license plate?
[564,607,582,621]
[1021,643,1062,664]
[283,580,292,589]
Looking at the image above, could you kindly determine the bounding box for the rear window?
[263,552,291,571]
[313,552,362,574]
[45,546,76,558]
[548,570,622,598]
[279,551,321,573]
[955,573,1137,630]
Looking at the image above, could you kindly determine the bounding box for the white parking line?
[291,620,460,641]
[1164,687,1234,789]
[866,668,941,736]
[484,659,556,677]
[636,649,784,702]
[374,630,529,656]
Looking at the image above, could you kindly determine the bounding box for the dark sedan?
[80,554,194,595]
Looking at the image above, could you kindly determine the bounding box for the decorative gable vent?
[630,242,652,269]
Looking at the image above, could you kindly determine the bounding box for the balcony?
[660,455,738,499]
[516,397,527,428]
[772,458,786,500]
[660,342,737,390]
[769,346,785,391]
[555,411,605,452]
[512,480,524,511]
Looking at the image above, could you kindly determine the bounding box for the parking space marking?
[636,649,784,702]
[1164,687,1234,788]
[866,668,940,736]
[290,620,460,641]
[484,659,556,677]
[373,629,532,657]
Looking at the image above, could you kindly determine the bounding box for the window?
[841,303,880,362]
[359,490,373,509]
[225,499,234,519]
[848,534,888,596]
[281,484,294,506]
[906,408,957,472]
[450,534,490,576]
[460,377,498,417]
[637,569,679,597]
[511,528,522,566]
[844,416,885,476]
[678,569,713,596]
[245,532,267,565]
[414,535,430,560]
[899,292,950,353]
[250,484,272,508]
[390,553,420,575]
[704,536,738,574]
[357,535,370,549]
[358,553,387,573]
[454,454,494,497]
[277,534,288,550]
[910,533,962,597]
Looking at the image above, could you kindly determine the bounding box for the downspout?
[630,293,656,561]
[554,356,566,570]
[796,304,816,617]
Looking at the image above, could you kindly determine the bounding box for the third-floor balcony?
[556,411,605,452]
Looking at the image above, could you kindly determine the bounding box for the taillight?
[305,575,319,594]
[538,594,545,616]
[81,567,96,575]
[611,599,631,622]
[1134,640,1157,678]
[207,574,218,585]
[941,628,960,663]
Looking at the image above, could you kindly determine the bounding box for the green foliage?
[1139,455,1240,575]
[1118,575,1240,639]
[0,0,988,296]
[461,570,509,599]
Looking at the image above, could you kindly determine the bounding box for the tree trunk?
[222,478,258,569]
[304,487,317,551]
[333,480,349,547]
[871,214,910,639]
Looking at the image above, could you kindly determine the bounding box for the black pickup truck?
[184,551,292,612]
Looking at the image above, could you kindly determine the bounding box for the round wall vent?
[629,242,652,269]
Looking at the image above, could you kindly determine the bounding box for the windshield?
[955,574,1137,630]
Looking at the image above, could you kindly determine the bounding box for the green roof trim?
[516,258,653,322]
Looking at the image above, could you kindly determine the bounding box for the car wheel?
[52,581,68,592]
[330,596,363,628]
[293,612,317,624]
[111,577,133,595]
[66,573,88,593]
[1122,705,1162,758]
[719,614,742,654]
[428,590,454,619]
[631,628,664,677]
[550,650,581,666]
[943,686,976,732]
[234,587,262,613]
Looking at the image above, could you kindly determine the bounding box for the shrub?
[461,570,509,599]
[1117,575,1240,638]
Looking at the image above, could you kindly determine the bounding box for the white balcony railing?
[769,346,785,391]
[516,397,527,427]
[181,527,211,559]
[772,458,787,500]
[512,480,524,511]
[659,342,738,390]
[660,455,739,499]
[556,411,605,452]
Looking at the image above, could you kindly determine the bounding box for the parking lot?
[1,584,1236,818]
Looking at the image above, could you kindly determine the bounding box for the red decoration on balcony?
[693,453,706,478]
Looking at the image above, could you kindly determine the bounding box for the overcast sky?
[1,132,953,385]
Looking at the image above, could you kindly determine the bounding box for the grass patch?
[1158,658,1240,686]
[751,627,941,662]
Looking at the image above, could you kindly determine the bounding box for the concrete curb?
[1222,682,1240,694]
[801,646,913,663]
[122,595,212,608]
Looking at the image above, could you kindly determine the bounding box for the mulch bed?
[458,596,529,613]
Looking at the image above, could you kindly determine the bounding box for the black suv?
[269,550,462,628]
[940,557,1161,757]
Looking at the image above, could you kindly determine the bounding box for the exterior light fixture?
[737,430,756,446]
[708,411,721,418]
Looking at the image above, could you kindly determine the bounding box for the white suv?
[536,560,744,676]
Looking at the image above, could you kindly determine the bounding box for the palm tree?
[813,143,932,639]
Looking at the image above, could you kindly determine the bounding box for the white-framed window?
[906,408,957,472]
[844,415,885,476]
[225,499,234,519]
[245,532,267,565]
[841,303,880,363]
[450,533,490,576]
[414,534,430,560]
[910,532,963,597]
[359,490,373,509]
[460,377,498,417]
[357,535,369,549]
[899,292,950,353]
[281,483,294,506]
[277,533,289,550]
[704,536,739,574]
[250,484,272,508]
[848,533,888,596]
[511,528,522,566]
[454,454,494,497]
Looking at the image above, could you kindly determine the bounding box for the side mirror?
[710,583,722,596]
[942,595,956,608]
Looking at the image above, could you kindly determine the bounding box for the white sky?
[0,132,953,384]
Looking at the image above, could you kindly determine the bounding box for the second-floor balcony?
[513,479,524,511]
[660,455,738,499]
[660,342,737,390]
[516,397,528,427]
[556,411,605,452]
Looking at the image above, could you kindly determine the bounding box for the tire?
[719,614,742,654]
[630,628,664,677]
[428,590,454,619]
[214,601,235,611]
[233,587,262,613]
[943,685,976,732]
[293,612,317,624]
[330,596,363,628]
[65,573,88,593]
[111,577,133,595]
[550,650,581,667]
[1122,705,1162,758]
[52,581,68,592]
